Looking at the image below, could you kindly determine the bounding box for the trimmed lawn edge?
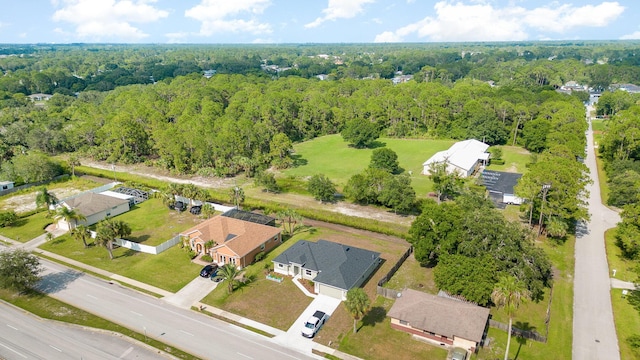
[191,306,275,338]
[0,293,197,360]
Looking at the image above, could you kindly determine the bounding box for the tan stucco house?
[387,289,490,353]
[181,214,282,269]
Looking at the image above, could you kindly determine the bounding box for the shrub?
[491,159,506,165]
[255,251,266,262]
[187,250,197,260]
[201,254,213,262]
[0,211,18,227]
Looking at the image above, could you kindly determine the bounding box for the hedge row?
[76,166,410,239]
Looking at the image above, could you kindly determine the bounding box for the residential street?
[0,301,170,360]
[572,108,621,359]
[35,259,317,360]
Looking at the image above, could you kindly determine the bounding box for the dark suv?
[200,264,218,278]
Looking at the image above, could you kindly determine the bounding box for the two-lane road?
[0,301,170,359]
[36,259,316,360]
[572,107,621,360]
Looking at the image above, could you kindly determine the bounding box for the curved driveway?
[572,109,621,359]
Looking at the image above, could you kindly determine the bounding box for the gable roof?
[480,170,522,194]
[62,192,129,217]
[182,215,281,257]
[273,240,381,291]
[387,289,490,343]
[423,139,490,172]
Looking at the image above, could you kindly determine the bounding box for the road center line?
[130,311,143,316]
[50,345,62,352]
[86,294,98,299]
[6,324,18,330]
[0,343,27,358]
[237,352,253,359]
[179,330,194,336]
[119,346,134,359]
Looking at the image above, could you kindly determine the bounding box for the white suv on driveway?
[301,310,328,338]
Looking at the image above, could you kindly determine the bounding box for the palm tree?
[70,224,92,248]
[53,206,86,230]
[229,186,244,209]
[35,187,58,215]
[344,288,371,334]
[95,218,131,260]
[491,276,531,360]
[277,208,302,236]
[217,263,240,294]
[68,155,80,177]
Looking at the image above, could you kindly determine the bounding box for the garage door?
[318,284,344,300]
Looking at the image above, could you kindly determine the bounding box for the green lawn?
[338,296,448,360]
[611,289,640,360]
[110,198,207,246]
[39,234,201,292]
[284,134,454,196]
[0,211,52,242]
[605,228,636,283]
[478,236,575,360]
[384,255,437,295]
[486,145,532,173]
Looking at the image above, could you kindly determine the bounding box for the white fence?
[89,231,181,255]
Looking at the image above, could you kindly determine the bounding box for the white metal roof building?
[422,139,490,178]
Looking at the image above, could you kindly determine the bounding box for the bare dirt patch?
[0,186,86,213]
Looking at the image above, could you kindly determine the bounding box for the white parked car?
[301,310,328,338]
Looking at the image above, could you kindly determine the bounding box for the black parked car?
[200,264,218,278]
[190,205,202,215]
[174,201,187,212]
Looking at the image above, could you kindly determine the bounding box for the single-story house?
[56,192,131,230]
[422,139,490,178]
[387,289,490,353]
[480,170,523,208]
[27,93,53,102]
[182,215,282,269]
[272,240,381,300]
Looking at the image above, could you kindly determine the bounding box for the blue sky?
[0,1,638,44]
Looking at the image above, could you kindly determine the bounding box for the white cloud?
[165,32,189,43]
[305,0,375,29]
[621,31,640,40]
[52,0,168,40]
[185,0,272,36]
[374,1,625,42]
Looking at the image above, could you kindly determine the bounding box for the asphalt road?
[572,109,621,359]
[0,301,170,360]
[36,259,316,360]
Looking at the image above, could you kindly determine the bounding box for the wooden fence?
[376,246,413,299]
[488,319,547,343]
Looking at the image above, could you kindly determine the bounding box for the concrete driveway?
[163,275,219,309]
[273,295,342,353]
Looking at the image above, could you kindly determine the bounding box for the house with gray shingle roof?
[56,192,130,230]
[272,240,381,300]
[387,289,490,353]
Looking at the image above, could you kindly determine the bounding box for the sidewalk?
[6,231,363,360]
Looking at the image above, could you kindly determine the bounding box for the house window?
[278,264,284,268]
[106,212,111,216]
[231,258,236,265]
[1,186,7,190]
[305,269,312,276]
[261,243,266,250]
[399,320,408,325]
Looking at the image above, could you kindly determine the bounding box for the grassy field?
[477,236,575,360]
[109,198,207,246]
[0,211,52,242]
[384,255,437,294]
[611,288,640,360]
[486,145,532,173]
[283,134,454,196]
[605,228,636,283]
[0,288,197,359]
[39,234,201,292]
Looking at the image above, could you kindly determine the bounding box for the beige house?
[387,289,490,353]
[182,215,282,269]
[56,193,130,230]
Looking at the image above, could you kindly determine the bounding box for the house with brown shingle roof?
[181,215,282,269]
[387,289,490,353]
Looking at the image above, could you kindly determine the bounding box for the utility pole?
[538,183,551,236]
